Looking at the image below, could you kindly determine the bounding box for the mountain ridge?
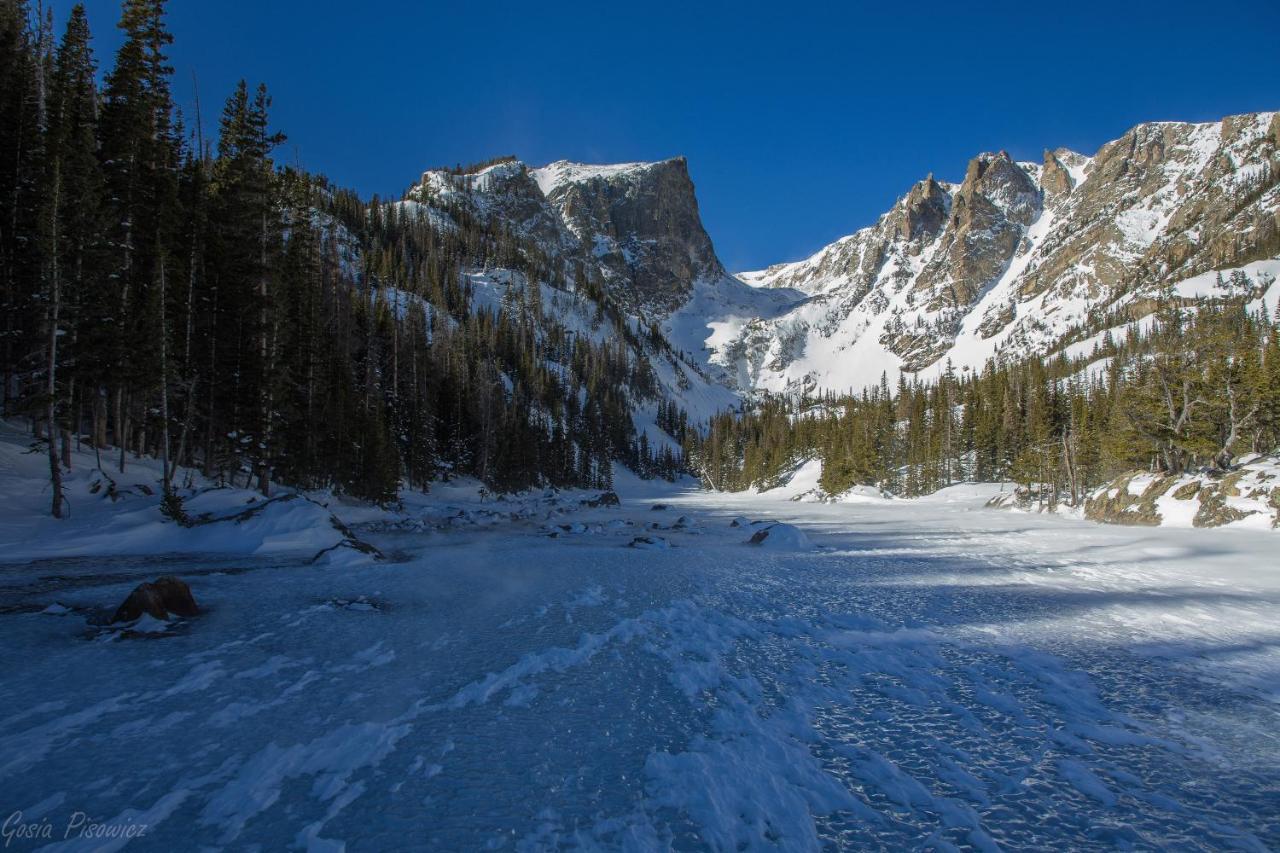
[725,110,1280,393]
[393,110,1278,404]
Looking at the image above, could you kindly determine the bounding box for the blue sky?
[74,0,1279,272]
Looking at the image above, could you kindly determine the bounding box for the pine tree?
[208,79,284,492]
[0,0,43,414]
[96,0,179,472]
[37,3,102,516]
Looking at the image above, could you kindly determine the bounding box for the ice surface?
[2,437,1279,849]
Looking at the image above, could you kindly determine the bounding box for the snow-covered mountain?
[408,156,778,316]
[401,155,804,404]
[392,157,750,438]
[402,111,1279,405]
[734,111,1280,392]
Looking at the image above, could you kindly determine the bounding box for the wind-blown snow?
[530,160,667,197]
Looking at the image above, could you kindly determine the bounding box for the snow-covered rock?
[746,523,813,550]
[409,156,731,318]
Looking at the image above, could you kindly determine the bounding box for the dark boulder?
[112,576,199,623]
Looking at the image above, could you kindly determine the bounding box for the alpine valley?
[383,111,1280,522]
[5,5,1280,850]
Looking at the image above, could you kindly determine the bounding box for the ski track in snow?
[2,486,1278,851]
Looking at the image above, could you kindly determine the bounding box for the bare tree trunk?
[92,390,104,470]
[256,210,272,497]
[1061,431,1078,507]
[171,216,198,491]
[174,379,196,481]
[1215,386,1258,470]
[45,164,64,518]
[115,387,126,473]
[158,252,172,494]
[61,378,73,469]
[258,317,278,497]
[204,286,217,479]
[1037,450,1045,513]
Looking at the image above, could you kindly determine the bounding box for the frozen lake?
[2,485,1278,850]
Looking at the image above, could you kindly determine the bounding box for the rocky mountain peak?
[1042,149,1075,197]
[534,156,726,315]
[954,151,1041,226]
[904,151,1043,324]
[407,156,725,318]
[896,174,950,243]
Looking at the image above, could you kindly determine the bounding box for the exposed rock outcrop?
[112,576,199,623]
[538,157,725,314]
[896,175,950,245]
[1082,459,1280,529]
[915,151,1042,310]
[1041,150,1075,197]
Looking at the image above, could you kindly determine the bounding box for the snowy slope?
[0,421,379,566]
[530,159,661,197]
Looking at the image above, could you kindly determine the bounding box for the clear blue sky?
[73,0,1279,272]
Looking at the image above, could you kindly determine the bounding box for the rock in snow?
[628,536,670,550]
[111,576,199,624]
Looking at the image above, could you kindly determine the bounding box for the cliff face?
[407,156,727,318]
[534,157,726,315]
